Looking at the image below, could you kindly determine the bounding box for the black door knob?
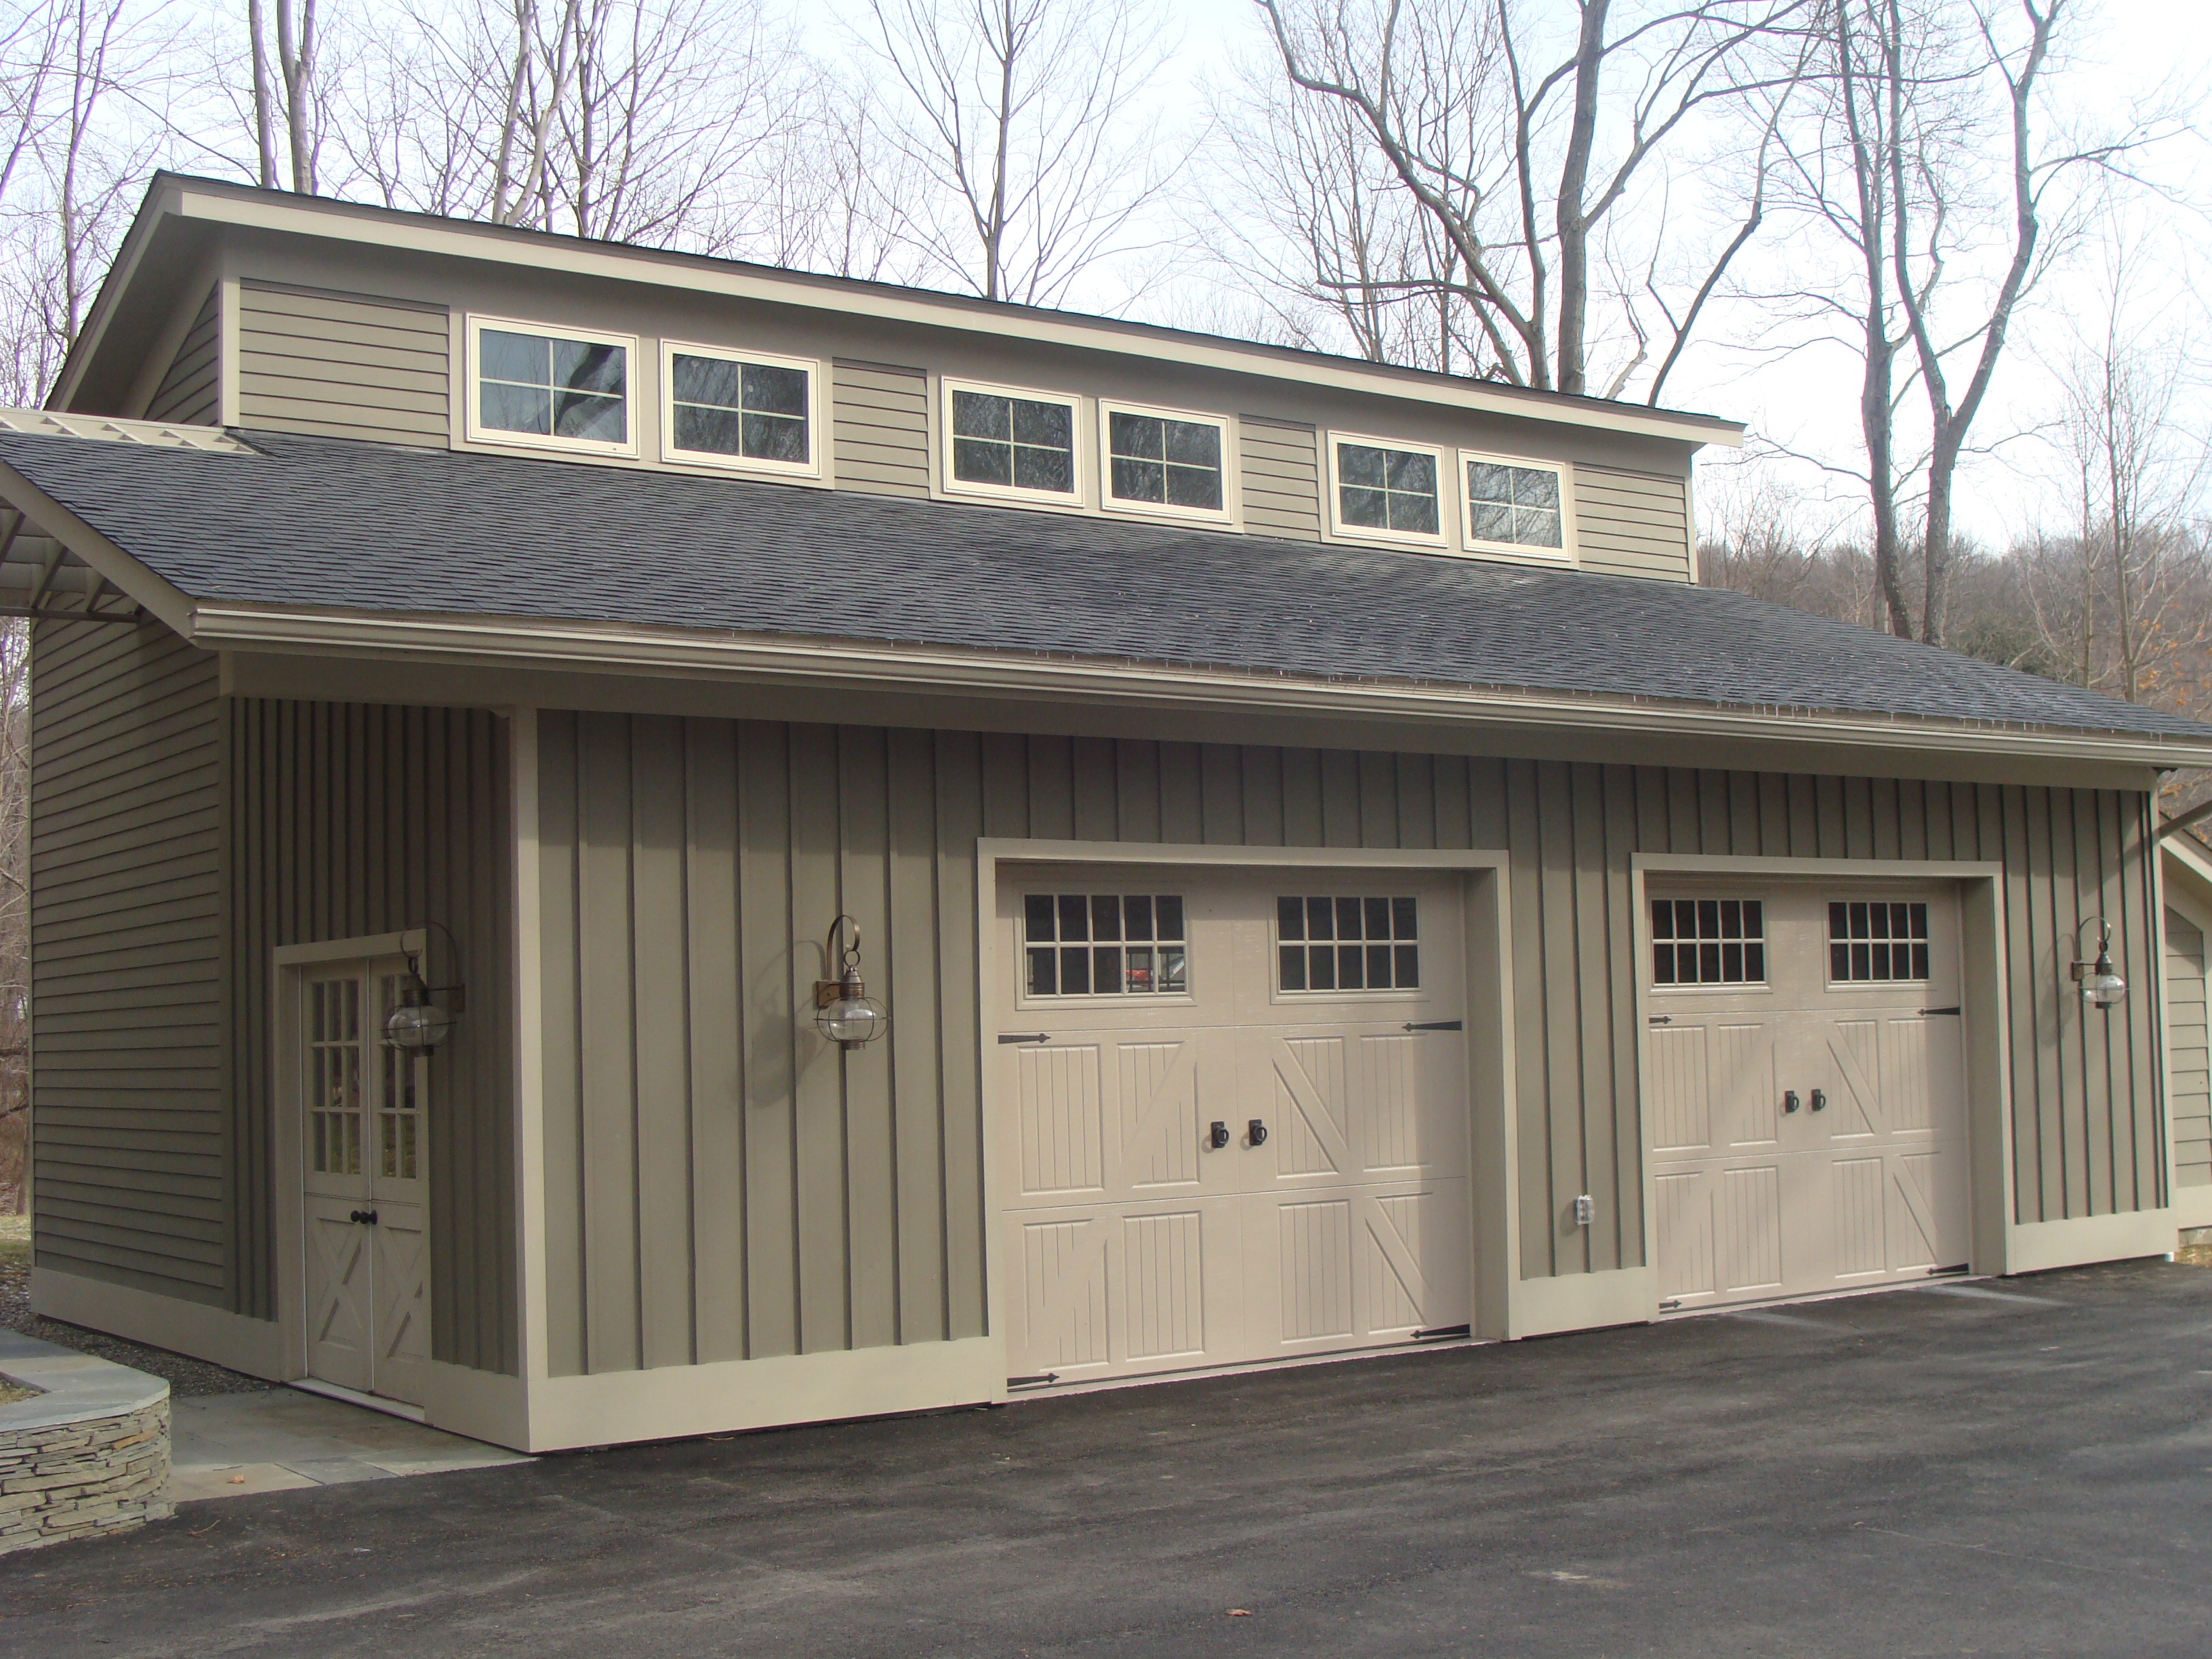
[1809,1089,1828,1113]
[1208,1121,1230,1150]
[1248,1118,1269,1147]
[1782,1090,1801,1114]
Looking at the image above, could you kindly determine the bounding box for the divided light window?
[1277,896,1419,993]
[1652,898,1766,987]
[1465,456,1565,553]
[1104,404,1227,516]
[664,344,813,472]
[474,321,630,449]
[1332,437,1441,540]
[1024,894,1187,997]
[1829,901,1930,983]
[948,383,1078,497]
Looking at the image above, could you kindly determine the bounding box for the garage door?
[1647,884,1969,1310]
[995,867,1473,1386]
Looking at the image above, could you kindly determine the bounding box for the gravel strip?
[0,1214,274,1397]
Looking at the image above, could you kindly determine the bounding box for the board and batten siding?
[1574,465,1692,581]
[2167,906,2209,1188]
[1239,416,1322,541]
[144,288,220,426]
[535,714,2163,1372]
[227,699,517,1372]
[28,622,224,1304]
[236,281,450,446]
[831,360,930,498]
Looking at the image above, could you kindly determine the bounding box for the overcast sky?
[815,0,2212,553]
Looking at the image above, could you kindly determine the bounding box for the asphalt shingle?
[3,426,2207,745]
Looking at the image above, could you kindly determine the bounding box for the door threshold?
[1660,1269,1986,1320]
[290,1376,428,1423]
[1006,1332,1490,1402]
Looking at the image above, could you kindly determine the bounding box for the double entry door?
[996,866,1473,1387]
[1647,883,1971,1309]
[298,958,432,1405]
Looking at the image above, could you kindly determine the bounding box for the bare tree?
[1246,0,1810,396]
[852,0,1179,306]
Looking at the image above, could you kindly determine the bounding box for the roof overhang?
[56,175,1746,450]
[185,598,2212,774]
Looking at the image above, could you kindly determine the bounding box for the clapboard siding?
[144,287,220,425]
[30,622,225,1303]
[537,715,2163,1370]
[1574,466,1692,581]
[235,283,450,445]
[832,360,930,497]
[228,700,516,1371]
[2168,907,2209,1187]
[1240,415,1322,540]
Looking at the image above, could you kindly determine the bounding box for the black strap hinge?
[1006,1372,1060,1389]
[1919,1006,1962,1017]
[998,1033,1050,1045]
[1403,1019,1463,1033]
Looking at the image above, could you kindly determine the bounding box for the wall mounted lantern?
[386,922,467,1051]
[815,915,888,1050]
[2070,917,2127,1009]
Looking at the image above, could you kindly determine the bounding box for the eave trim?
[189,601,2212,769]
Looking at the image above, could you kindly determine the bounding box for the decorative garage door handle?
[1247,1119,1269,1147]
[1783,1090,1801,1114]
[1208,1121,1231,1150]
[1809,1089,1828,1113]
[348,1208,380,1226]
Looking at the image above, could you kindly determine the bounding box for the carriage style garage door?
[1647,883,1970,1311]
[996,867,1473,1386]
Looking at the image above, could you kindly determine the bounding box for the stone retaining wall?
[1,1331,171,1552]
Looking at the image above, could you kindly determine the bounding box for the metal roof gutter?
[186,600,2212,771]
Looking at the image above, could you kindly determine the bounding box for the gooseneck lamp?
[814,915,889,1050]
[2069,916,2127,1010]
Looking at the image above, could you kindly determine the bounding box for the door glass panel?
[309,977,363,1175]
[1827,899,1931,983]
[1650,898,1766,986]
[1024,893,1189,996]
[377,973,422,1181]
[1277,895,1419,991]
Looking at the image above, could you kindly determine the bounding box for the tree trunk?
[1551,0,1610,396]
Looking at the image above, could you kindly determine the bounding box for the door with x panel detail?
[996,869,1473,1387]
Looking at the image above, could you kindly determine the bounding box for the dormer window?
[468,316,634,455]
[1328,434,1444,546]
[1463,453,1569,558]
[661,342,820,477]
[943,379,1079,502]
[1101,401,1231,523]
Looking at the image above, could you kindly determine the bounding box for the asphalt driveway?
[7,1258,2212,1657]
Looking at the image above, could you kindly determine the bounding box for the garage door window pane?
[1025,893,1187,996]
[1651,898,1765,986]
[1277,896,1418,991]
[1828,899,1930,983]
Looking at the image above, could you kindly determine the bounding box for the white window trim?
[939,375,1087,508]
[1324,430,1451,548]
[1095,398,1238,527]
[464,314,639,458]
[657,339,825,480]
[1458,449,1578,567]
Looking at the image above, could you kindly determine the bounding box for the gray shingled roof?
[4,426,2209,745]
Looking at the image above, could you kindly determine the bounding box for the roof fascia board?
[192,602,2212,771]
[167,183,1742,449]
[0,462,197,632]
[52,178,182,413]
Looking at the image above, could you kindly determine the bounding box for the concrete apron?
[171,1388,527,1502]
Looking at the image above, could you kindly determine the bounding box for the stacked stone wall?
[0,1334,172,1553]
